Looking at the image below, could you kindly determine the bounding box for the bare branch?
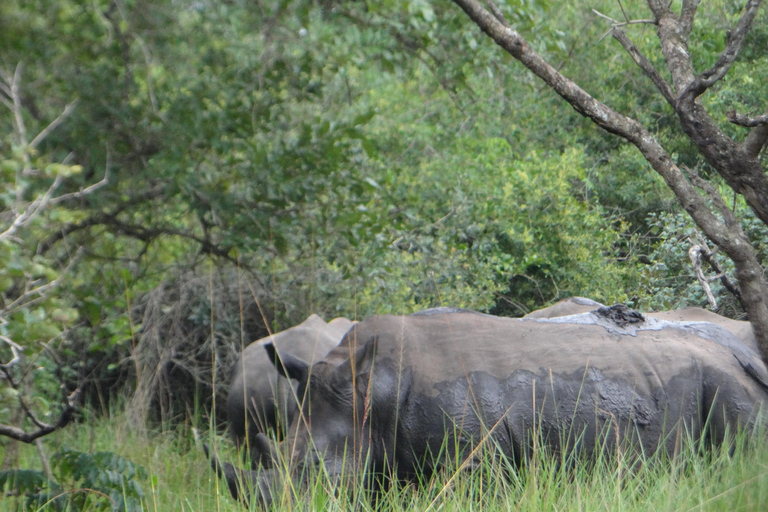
[743,124,768,159]
[727,109,768,128]
[0,169,66,243]
[680,0,700,38]
[684,165,739,228]
[593,9,620,24]
[592,9,655,26]
[611,28,676,107]
[29,100,79,150]
[0,387,79,443]
[680,0,763,101]
[617,0,630,22]
[3,247,85,315]
[50,166,110,205]
[134,35,165,121]
[0,94,12,112]
[693,233,744,306]
[689,243,718,309]
[484,0,510,27]
[0,336,23,375]
[11,62,28,146]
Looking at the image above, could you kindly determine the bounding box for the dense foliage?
[0,0,765,461]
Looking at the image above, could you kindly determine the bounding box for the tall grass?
[4,410,768,511]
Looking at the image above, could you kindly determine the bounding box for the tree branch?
[689,243,718,309]
[0,388,79,443]
[0,169,66,243]
[0,335,81,443]
[0,336,23,374]
[484,0,510,27]
[680,0,763,101]
[692,233,744,307]
[592,9,655,27]
[3,247,84,316]
[611,28,676,107]
[727,109,768,128]
[10,62,28,147]
[49,167,110,205]
[743,124,768,159]
[37,182,167,254]
[680,0,700,39]
[28,100,79,150]
[684,165,739,229]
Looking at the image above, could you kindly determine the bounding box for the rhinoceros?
[523,296,605,318]
[226,314,354,452]
[214,307,768,504]
[526,297,758,352]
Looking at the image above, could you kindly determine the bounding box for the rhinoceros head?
[244,332,410,505]
[264,336,376,467]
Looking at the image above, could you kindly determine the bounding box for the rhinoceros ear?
[336,335,377,378]
[264,342,309,382]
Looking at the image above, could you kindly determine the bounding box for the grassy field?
[3,410,768,511]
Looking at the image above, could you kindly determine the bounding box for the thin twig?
[29,100,79,150]
[50,166,110,205]
[0,169,66,242]
[616,0,629,23]
[593,9,654,27]
[3,247,84,315]
[484,0,510,27]
[612,28,676,107]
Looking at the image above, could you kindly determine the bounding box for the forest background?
[1,0,767,508]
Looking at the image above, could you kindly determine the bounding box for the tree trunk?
[451,0,768,361]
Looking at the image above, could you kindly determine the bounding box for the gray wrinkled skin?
[226,314,354,449]
[224,308,768,506]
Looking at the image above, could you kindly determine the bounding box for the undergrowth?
[2,409,768,511]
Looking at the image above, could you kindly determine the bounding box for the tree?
[449,0,768,360]
[1,63,86,474]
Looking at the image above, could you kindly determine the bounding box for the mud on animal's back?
[342,311,768,404]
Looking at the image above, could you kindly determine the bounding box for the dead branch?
[693,233,744,306]
[10,62,28,147]
[689,243,718,309]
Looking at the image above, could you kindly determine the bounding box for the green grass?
[3,411,768,511]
